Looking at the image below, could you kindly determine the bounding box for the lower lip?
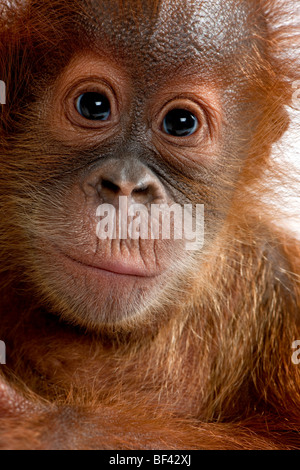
[76,259,156,278]
[52,245,158,279]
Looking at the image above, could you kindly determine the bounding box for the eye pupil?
[163,109,198,137]
[76,92,110,121]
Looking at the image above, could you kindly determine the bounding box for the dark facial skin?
[10,0,262,330]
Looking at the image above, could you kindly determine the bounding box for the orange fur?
[0,0,299,450]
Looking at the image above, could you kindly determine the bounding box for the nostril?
[101,179,120,193]
[132,185,149,195]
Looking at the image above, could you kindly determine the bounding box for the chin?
[28,236,189,331]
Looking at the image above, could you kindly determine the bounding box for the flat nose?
[82,159,167,205]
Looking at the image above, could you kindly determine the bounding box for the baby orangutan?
[0,0,299,450]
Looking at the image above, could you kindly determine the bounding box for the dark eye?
[163,109,198,137]
[76,92,111,121]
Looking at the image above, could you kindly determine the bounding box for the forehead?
[84,0,256,74]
